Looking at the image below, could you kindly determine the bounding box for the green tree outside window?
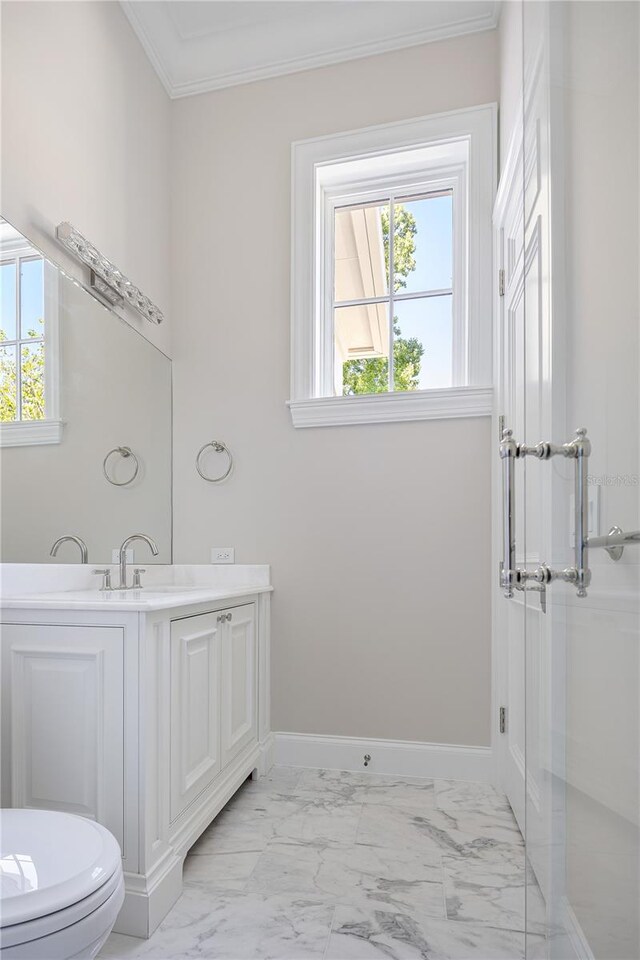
[343,205,424,395]
[0,320,45,421]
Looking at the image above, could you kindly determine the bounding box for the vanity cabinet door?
[2,624,124,849]
[170,612,222,822]
[221,604,257,767]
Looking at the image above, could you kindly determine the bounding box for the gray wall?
[170,31,499,745]
[1,2,499,747]
[499,0,522,171]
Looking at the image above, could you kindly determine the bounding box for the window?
[289,105,496,427]
[0,221,61,446]
[334,191,455,396]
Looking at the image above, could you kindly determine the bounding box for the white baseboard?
[274,732,492,782]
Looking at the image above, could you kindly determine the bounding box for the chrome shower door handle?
[498,426,592,599]
[499,428,518,598]
[571,428,591,597]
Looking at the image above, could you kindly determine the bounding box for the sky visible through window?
[0,256,45,421]
[0,257,44,340]
[1,263,17,339]
[20,259,44,334]
[395,194,452,390]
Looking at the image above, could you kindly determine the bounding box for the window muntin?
[332,190,453,396]
[0,252,46,423]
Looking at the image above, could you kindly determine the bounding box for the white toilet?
[0,809,124,959]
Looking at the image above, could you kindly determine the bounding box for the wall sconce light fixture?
[56,222,164,325]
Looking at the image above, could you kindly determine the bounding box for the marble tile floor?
[100,767,545,960]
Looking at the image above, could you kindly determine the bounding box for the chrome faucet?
[117,534,158,589]
[50,536,88,564]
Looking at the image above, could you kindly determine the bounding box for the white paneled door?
[494,33,555,877]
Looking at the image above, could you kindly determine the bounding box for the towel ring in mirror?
[196,440,233,483]
[103,446,139,486]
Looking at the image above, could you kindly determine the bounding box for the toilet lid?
[0,809,122,928]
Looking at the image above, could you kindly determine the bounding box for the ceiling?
[120,1,500,99]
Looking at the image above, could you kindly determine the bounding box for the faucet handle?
[132,568,146,589]
[93,569,112,591]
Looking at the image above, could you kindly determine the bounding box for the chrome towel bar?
[587,525,640,562]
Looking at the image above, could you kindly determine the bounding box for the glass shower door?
[522,3,640,957]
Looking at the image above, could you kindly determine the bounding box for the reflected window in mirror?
[0,221,61,445]
[0,217,172,564]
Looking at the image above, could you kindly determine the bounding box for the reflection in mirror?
[0,219,172,563]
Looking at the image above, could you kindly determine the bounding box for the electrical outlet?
[112,548,134,564]
[211,547,235,564]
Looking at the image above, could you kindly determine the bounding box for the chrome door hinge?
[499,706,507,734]
[498,269,505,297]
[498,414,505,442]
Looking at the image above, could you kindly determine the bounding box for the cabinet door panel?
[170,613,221,822]
[222,605,257,766]
[4,625,124,849]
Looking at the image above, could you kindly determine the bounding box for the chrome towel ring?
[196,440,233,483]
[103,446,139,486]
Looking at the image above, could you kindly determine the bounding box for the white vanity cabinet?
[170,610,224,823]
[1,624,125,849]
[221,604,257,765]
[170,603,257,823]
[0,586,272,939]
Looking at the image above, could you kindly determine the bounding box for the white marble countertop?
[0,563,272,612]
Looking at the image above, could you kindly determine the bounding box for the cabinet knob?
[217,614,225,623]
[226,613,232,622]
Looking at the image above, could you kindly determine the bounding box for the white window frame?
[289,104,496,428]
[0,232,62,447]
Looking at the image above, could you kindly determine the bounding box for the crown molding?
[121,2,501,101]
[121,1,174,98]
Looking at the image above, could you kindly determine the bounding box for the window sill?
[0,419,64,447]
[287,386,493,428]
